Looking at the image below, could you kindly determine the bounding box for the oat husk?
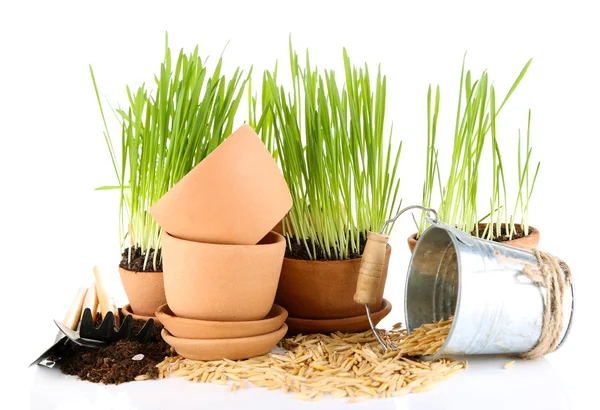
[157,318,465,401]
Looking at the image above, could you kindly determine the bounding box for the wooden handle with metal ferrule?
[93,266,113,320]
[81,284,99,321]
[63,287,88,330]
[354,232,390,305]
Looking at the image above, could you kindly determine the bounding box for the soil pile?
[60,320,172,384]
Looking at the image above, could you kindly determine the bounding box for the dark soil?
[471,224,527,243]
[284,235,368,261]
[59,319,173,385]
[120,247,162,272]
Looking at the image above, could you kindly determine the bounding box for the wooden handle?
[63,287,88,330]
[81,284,99,321]
[111,297,120,327]
[93,266,113,320]
[354,232,389,305]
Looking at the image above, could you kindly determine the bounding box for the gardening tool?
[353,205,575,358]
[54,307,155,347]
[55,268,154,347]
[30,287,88,367]
[31,268,157,367]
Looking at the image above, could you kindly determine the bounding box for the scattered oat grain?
[504,360,515,369]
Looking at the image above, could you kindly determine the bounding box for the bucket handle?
[354,205,438,305]
[353,205,437,350]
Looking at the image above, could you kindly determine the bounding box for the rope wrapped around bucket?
[497,249,572,360]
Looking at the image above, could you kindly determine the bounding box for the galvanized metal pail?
[405,223,575,359]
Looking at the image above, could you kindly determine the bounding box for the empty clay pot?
[162,231,286,321]
[408,223,540,253]
[150,124,292,245]
[121,303,162,325]
[275,245,391,320]
[155,304,288,339]
[161,324,288,361]
[119,268,167,317]
[286,299,392,335]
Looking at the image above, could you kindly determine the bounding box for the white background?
[1,1,599,409]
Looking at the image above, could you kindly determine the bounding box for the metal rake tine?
[133,318,155,343]
[95,311,116,336]
[117,314,134,339]
[79,308,95,334]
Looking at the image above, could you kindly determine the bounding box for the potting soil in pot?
[59,319,173,384]
[120,247,162,271]
[285,236,367,260]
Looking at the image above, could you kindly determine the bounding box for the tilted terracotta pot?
[162,231,286,321]
[275,245,391,320]
[119,268,167,317]
[150,124,292,245]
[408,223,540,253]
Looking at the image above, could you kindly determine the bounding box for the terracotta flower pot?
[118,268,167,317]
[150,124,292,245]
[275,245,391,320]
[285,299,392,335]
[407,223,540,253]
[162,231,286,321]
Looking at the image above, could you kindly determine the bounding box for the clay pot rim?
[161,323,288,344]
[121,304,161,324]
[156,303,288,327]
[409,224,540,241]
[283,243,391,265]
[118,266,164,274]
[286,299,392,326]
[164,230,285,248]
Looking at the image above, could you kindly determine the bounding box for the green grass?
[417,55,538,241]
[252,40,402,260]
[92,35,250,270]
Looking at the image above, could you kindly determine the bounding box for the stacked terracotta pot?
[150,125,293,360]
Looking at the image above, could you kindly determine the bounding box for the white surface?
[1,1,599,409]
[23,355,585,410]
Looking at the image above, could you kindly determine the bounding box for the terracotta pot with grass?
[256,46,400,334]
[409,59,540,254]
[93,41,251,320]
[275,245,392,320]
[162,231,286,321]
[119,268,167,317]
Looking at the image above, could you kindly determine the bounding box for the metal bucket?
[405,223,575,359]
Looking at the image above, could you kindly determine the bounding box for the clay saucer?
[156,304,288,339]
[285,299,392,335]
[121,304,161,325]
[162,324,288,361]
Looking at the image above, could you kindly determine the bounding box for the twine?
[498,249,572,360]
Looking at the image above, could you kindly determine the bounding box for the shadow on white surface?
[29,355,572,410]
